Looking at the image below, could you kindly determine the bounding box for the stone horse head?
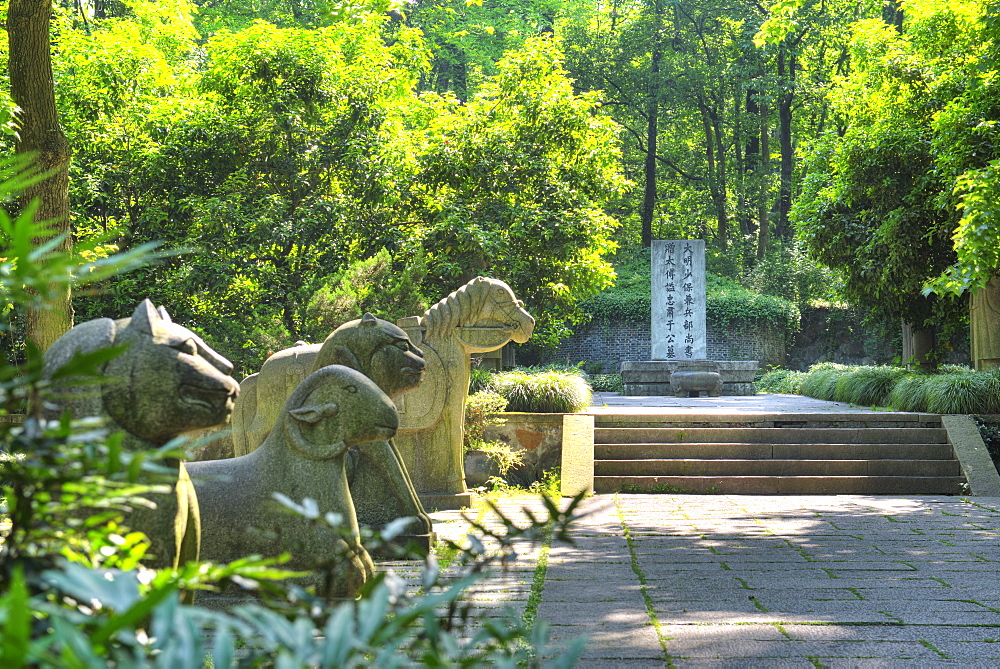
[394,277,535,497]
[420,276,535,351]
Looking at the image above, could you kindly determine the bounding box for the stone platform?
[621,360,758,396]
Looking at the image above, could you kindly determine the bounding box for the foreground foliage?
[0,166,587,667]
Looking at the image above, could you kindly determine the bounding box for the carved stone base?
[622,360,758,396]
[670,370,723,397]
[419,492,475,511]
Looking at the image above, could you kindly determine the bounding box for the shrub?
[464,391,508,448]
[756,368,807,394]
[589,373,624,393]
[477,440,525,477]
[743,240,843,308]
[303,248,429,343]
[468,366,496,395]
[487,369,593,413]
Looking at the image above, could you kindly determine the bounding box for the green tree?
[791,3,977,350]
[409,0,562,100]
[925,0,1000,294]
[404,36,626,347]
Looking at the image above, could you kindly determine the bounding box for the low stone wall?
[482,413,563,482]
[545,308,971,373]
[544,320,785,372]
[621,360,758,396]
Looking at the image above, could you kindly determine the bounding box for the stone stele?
[393,277,535,508]
[651,239,706,361]
[227,314,433,552]
[40,299,240,569]
[188,365,398,600]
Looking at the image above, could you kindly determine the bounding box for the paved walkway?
[421,394,1000,666]
[588,391,891,414]
[429,494,1000,667]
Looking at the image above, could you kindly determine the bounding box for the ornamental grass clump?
[832,365,909,406]
[922,371,1000,414]
[886,374,931,412]
[799,363,851,401]
[487,370,593,413]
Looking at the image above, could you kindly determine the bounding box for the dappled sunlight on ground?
[536,494,1000,665]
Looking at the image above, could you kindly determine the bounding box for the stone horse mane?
[422,276,502,341]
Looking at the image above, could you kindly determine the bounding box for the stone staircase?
[590,413,967,495]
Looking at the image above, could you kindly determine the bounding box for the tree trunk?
[699,100,728,250]
[757,98,770,259]
[709,102,729,249]
[739,89,759,238]
[640,35,663,248]
[883,0,904,33]
[901,320,936,372]
[8,0,74,351]
[776,49,795,240]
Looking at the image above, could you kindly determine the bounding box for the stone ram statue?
[228,314,433,551]
[188,365,398,599]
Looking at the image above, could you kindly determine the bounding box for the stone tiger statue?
[230,314,434,552]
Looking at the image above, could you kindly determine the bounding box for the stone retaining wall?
[482,413,563,482]
[545,320,785,372]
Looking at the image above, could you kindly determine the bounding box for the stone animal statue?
[393,277,535,500]
[187,365,398,600]
[228,314,433,551]
[40,299,240,569]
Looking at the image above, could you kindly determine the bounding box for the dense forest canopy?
[4,0,1000,370]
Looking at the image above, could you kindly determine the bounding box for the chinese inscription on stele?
[651,239,706,360]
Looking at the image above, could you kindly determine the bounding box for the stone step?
[595,458,962,477]
[594,475,967,495]
[594,442,957,461]
[594,427,948,445]
[592,413,942,430]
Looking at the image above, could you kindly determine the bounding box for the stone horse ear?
[360,313,378,327]
[156,306,172,324]
[130,299,162,335]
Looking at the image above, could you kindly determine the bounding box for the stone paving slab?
[504,493,1000,666]
[415,492,1000,666]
